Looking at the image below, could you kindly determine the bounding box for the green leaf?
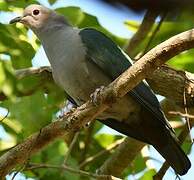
[94,133,115,148]
[56,7,85,26]
[0,1,9,11]
[124,20,140,32]
[0,60,17,99]
[140,169,157,180]
[4,0,39,8]
[150,22,193,49]
[168,49,194,73]
[2,91,54,137]
[48,0,57,5]
[1,117,22,136]
[123,153,146,177]
[78,12,100,28]
[182,141,193,155]
[0,23,36,68]
[55,7,127,47]
[128,21,194,57]
[29,140,79,180]
[132,153,147,173]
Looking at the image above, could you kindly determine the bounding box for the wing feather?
[79,28,172,131]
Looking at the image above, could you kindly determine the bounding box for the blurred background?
[0,0,194,179]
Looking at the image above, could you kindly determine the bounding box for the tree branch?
[97,138,145,177]
[142,12,167,55]
[0,66,56,101]
[15,66,52,79]
[1,65,194,109]
[79,122,95,165]
[168,111,194,119]
[25,163,121,180]
[63,132,80,165]
[125,5,194,108]
[147,65,194,106]
[79,138,125,169]
[111,29,194,98]
[1,28,194,177]
[126,10,159,57]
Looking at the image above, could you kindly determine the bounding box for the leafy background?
[0,0,194,179]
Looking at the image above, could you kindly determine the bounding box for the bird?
[10,4,191,175]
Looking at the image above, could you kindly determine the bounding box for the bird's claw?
[90,86,105,106]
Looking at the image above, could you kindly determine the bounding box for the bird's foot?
[90,86,105,106]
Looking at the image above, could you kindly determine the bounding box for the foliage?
[0,0,193,180]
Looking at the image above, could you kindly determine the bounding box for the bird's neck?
[34,20,71,40]
[36,24,83,69]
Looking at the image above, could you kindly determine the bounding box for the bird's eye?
[33,9,40,16]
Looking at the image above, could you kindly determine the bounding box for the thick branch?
[0,66,56,101]
[1,65,194,109]
[112,29,194,98]
[1,28,194,177]
[147,65,194,106]
[125,6,194,107]
[97,138,145,177]
[79,138,125,169]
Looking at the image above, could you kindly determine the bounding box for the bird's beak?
[9,16,22,24]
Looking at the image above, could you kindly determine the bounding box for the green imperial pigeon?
[10,4,191,175]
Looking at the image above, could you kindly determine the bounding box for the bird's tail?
[99,113,191,175]
[154,133,191,175]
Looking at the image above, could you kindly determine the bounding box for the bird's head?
[9,4,69,33]
[10,4,53,30]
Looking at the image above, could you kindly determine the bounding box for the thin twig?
[0,109,9,123]
[141,146,155,170]
[168,111,194,119]
[15,66,51,79]
[79,138,124,169]
[11,163,28,180]
[143,12,167,55]
[11,170,21,180]
[64,132,79,165]
[153,161,169,180]
[97,138,145,177]
[79,122,95,164]
[25,163,121,180]
[169,120,184,129]
[183,87,193,143]
[126,10,159,57]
